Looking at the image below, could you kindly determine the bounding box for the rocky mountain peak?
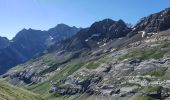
[128,7,170,37]
[55,23,72,28]
[89,18,116,32]
[49,19,131,52]
[48,24,81,42]
[88,19,131,39]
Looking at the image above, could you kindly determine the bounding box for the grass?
[85,56,112,69]
[15,53,111,99]
[59,84,73,88]
[138,77,152,82]
[125,82,141,87]
[27,62,86,98]
[144,67,167,77]
[142,86,162,92]
[118,41,170,61]
[160,76,170,81]
[73,73,89,80]
[27,82,50,96]
[85,61,100,69]
[41,54,57,66]
[75,93,90,100]
[46,94,74,100]
[130,94,155,100]
[6,65,24,75]
[118,48,167,61]
[39,52,80,75]
[0,81,43,100]
[27,55,112,99]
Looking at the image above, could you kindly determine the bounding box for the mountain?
[3,7,170,100]
[128,7,170,37]
[48,24,81,42]
[3,18,133,99]
[49,19,131,52]
[0,24,80,75]
[0,36,9,49]
[11,29,50,59]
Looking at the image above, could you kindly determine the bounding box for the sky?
[0,0,170,39]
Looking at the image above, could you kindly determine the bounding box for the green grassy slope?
[0,80,43,100]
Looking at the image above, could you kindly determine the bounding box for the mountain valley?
[2,6,170,100]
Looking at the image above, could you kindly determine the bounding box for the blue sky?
[0,0,170,39]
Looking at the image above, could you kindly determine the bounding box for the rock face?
[0,37,9,49]
[128,7,170,37]
[0,24,80,75]
[49,19,131,52]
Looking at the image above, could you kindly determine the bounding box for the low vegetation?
[119,41,170,61]
[130,94,154,100]
[0,81,42,100]
[144,67,167,77]
[39,52,80,75]
[142,86,162,92]
[85,56,112,69]
[119,48,167,61]
[27,62,86,98]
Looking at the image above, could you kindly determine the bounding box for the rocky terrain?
[2,7,170,100]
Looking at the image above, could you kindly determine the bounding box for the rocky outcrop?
[128,7,170,37]
[49,74,103,95]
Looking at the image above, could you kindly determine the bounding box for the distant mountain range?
[48,7,170,52]
[0,24,80,74]
[1,7,170,75]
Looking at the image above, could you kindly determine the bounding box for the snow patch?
[85,39,89,42]
[99,43,106,48]
[49,35,54,40]
[85,33,101,42]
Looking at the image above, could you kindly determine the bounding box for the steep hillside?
[0,80,43,100]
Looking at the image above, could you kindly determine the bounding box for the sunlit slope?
[0,81,43,100]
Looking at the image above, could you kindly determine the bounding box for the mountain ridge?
[0,24,80,74]
[48,19,132,52]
